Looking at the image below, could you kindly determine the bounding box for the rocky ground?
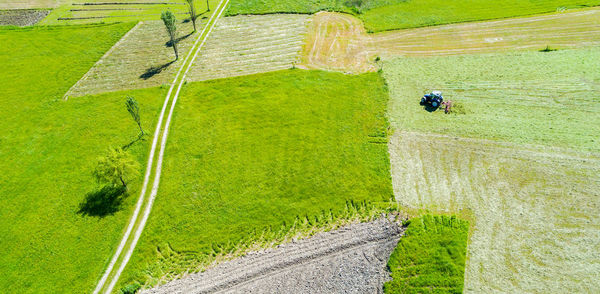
[143,216,404,294]
[0,9,48,26]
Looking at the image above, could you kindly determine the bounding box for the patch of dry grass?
[187,14,311,82]
[301,8,600,73]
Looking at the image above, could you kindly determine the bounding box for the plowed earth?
[143,217,403,294]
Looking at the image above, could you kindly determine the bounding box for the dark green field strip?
[73,2,186,5]
[58,12,188,20]
[385,215,469,294]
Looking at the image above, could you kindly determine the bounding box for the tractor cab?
[420,91,443,108]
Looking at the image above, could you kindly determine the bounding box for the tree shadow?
[165,31,193,48]
[122,133,145,150]
[78,185,127,217]
[140,61,175,80]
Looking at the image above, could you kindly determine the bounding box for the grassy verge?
[384,215,469,294]
[0,23,166,293]
[115,69,394,289]
[226,0,600,32]
[383,48,600,153]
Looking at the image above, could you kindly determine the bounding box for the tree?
[161,10,179,60]
[185,0,198,32]
[126,96,144,136]
[94,147,140,190]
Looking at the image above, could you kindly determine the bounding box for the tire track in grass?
[93,0,230,293]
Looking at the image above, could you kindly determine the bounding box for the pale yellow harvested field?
[302,8,600,72]
[301,12,375,74]
[66,20,201,98]
[389,131,600,293]
[187,14,311,82]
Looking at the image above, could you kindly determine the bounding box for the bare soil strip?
[0,9,49,26]
[187,14,311,82]
[388,131,600,293]
[143,217,403,294]
[302,8,600,73]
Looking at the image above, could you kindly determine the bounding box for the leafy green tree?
[185,0,198,32]
[126,96,144,136]
[94,147,140,190]
[161,10,179,60]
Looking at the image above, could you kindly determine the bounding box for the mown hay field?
[187,14,311,82]
[384,48,600,292]
[0,23,167,293]
[389,132,600,293]
[114,69,394,289]
[226,0,600,32]
[67,19,202,98]
[384,48,600,153]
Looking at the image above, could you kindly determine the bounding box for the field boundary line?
[98,0,230,292]
[63,21,143,101]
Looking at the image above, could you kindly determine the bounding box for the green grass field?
[226,0,600,32]
[113,69,394,288]
[0,24,167,293]
[384,48,600,153]
[385,215,469,294]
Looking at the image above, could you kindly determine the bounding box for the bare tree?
[125,96,144,136]
[161,10,179,60]
[185,0,198,32]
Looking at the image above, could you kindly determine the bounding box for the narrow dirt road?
[143,217,403,294]
[92,1,231,293]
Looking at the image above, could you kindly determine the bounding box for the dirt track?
[302,8,600,72]
[143,216,403,294]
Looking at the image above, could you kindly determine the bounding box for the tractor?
[420,91,453,113]
[420,91,444,108]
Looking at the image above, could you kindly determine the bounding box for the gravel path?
[143,217,403,294]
